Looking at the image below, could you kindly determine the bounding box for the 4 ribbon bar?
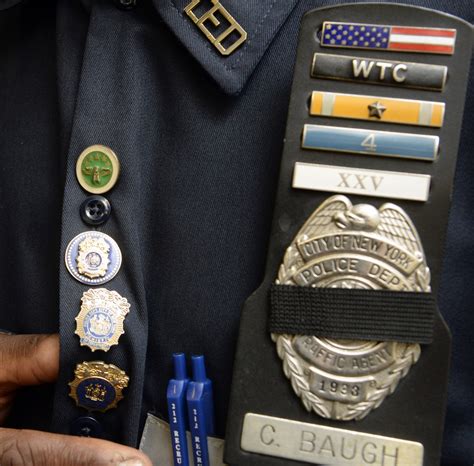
[310,91,445,128]
[302,125,438,161]
[321,21,456,55]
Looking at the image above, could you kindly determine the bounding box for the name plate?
[292,162,430,202]
[302,125,438,161]
[311,53,447,91]
[241,413,424,466]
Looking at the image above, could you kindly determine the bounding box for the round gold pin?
[76,145,120,194]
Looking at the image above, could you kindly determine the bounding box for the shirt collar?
[2,0,298,95]
[153,0,299,94]
[0,0,23,10]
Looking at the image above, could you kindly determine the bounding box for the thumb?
[0,334,59,388]
[0,428,152,466]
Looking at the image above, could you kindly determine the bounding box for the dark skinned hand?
[0,334,152,466]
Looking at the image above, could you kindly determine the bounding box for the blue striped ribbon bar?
[302,124,438,161]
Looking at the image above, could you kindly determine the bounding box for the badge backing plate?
[224,4,472,466]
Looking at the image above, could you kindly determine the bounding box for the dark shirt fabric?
[0,0,472,464]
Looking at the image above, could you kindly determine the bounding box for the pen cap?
[190,355,215,435]
[191,355,207,382]
[168,353,190,466]
[173,352,187,380]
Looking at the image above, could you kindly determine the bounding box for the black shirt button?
[70,416,103,438]
[114,0,137,10]
[80,196,112,226]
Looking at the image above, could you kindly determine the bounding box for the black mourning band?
[269,284,436,344]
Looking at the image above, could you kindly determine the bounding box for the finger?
[0,392,14,425]
[0,334,59,388]
[0,428,152,466]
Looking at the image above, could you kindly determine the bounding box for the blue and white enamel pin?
[65,231,122,285]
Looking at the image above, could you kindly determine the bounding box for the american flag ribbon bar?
[321,22,456,55]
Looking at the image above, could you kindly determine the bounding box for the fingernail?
[117,459,144,466]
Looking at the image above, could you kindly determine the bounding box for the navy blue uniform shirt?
[0,1,472,464]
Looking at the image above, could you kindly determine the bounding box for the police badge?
[273,195,430,421]
[76,235,111,279]
[69,361,129,412]
[75,288,130,352]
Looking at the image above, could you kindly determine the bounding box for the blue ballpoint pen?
[187,355,215,466]
[167,353,190,466]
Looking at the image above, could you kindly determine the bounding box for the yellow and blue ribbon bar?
[302,124,439,161]
[310,91,445,127]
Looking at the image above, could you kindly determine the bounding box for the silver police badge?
[273,195,430,421]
